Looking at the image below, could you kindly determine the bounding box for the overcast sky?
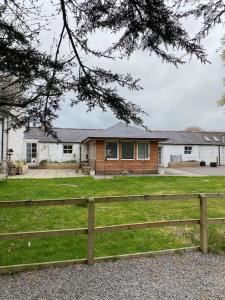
[48,14,225,131]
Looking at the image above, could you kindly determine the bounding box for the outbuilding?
[157,131,225,167]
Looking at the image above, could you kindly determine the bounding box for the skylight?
[212,136,220,142]
[203,136,211,142]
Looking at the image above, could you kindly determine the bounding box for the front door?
[158,146,163,166]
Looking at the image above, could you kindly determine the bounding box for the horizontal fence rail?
[0,193,225,273]
[94,193,200,203]
[0,198,88,208]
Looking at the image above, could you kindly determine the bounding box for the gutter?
[81,137,168,143]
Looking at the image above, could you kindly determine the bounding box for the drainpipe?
[1,118,4,161]
[79,142,82,167]
[218,145,221,166]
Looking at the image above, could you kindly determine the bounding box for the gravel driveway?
[1,252,225,300]
[166,166,225,176]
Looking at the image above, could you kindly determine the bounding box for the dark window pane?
[184,146,192,154]
[32,143,37,158]
[63,145,72,154]
[32,151,37,158]
[138,143,149,159]
[122,142,134,159]
[26,151,31,163]
[106,142,117,159]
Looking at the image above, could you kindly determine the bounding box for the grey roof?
[24,123,168,143]
[81,122,168,142]
[24,123,225,145]
[157,131,225,145]
[24,128,103,143]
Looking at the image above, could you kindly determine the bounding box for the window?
[184,146,192,154]
[212,136,220,142]
[63,145,73,154]
[137,143,150,160]
[105,141,118,159]
[203,136,211,142]
[26,143,37,163]
[122,142,134,159]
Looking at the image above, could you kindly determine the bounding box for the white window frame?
[105,141,119,160]
[63,144,73,154]
[137,142,150,160]
[26,142,37,163]
[121,141,135,160]
[184,146,192,155]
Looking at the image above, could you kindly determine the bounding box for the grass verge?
[1,176,225,266]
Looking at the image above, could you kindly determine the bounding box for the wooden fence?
[0,193,225,274]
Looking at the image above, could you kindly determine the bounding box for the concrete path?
[166,166,225,176]
[10,169,84,179]
[164,168,203,177]
[177,166,225,176]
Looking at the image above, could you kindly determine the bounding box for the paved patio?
[8,166,225,179]
[10,169,83,179]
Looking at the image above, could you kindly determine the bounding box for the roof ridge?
[104,122,145,132]
[28,127,103,130]
[153,130,225,134]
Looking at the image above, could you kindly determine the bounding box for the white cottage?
[157,131,225,167]
[22,127,103,166]
[3,125,225,170]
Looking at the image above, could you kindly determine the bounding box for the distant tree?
[0,0,224,133]
[185,126,203,132]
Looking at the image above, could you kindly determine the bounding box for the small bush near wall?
[8,160,28,175]
[39,160,48,166]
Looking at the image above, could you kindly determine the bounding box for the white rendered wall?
[38,143,81,163]
[88,141,96,160]
[21,141,88,164]
[220,146,225,165]
[8,128,25,161]
[160,144,223,167]
[81,143,88,161]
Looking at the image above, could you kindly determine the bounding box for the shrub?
[39,160,48,165]
[15,160,26,167]
[184,225,225,254]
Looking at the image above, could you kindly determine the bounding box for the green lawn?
[1,176,225,266]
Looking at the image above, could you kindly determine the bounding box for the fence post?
[199,193,208,253]
[87,197,95,264]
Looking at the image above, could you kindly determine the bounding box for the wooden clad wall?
[95,140,158,175]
